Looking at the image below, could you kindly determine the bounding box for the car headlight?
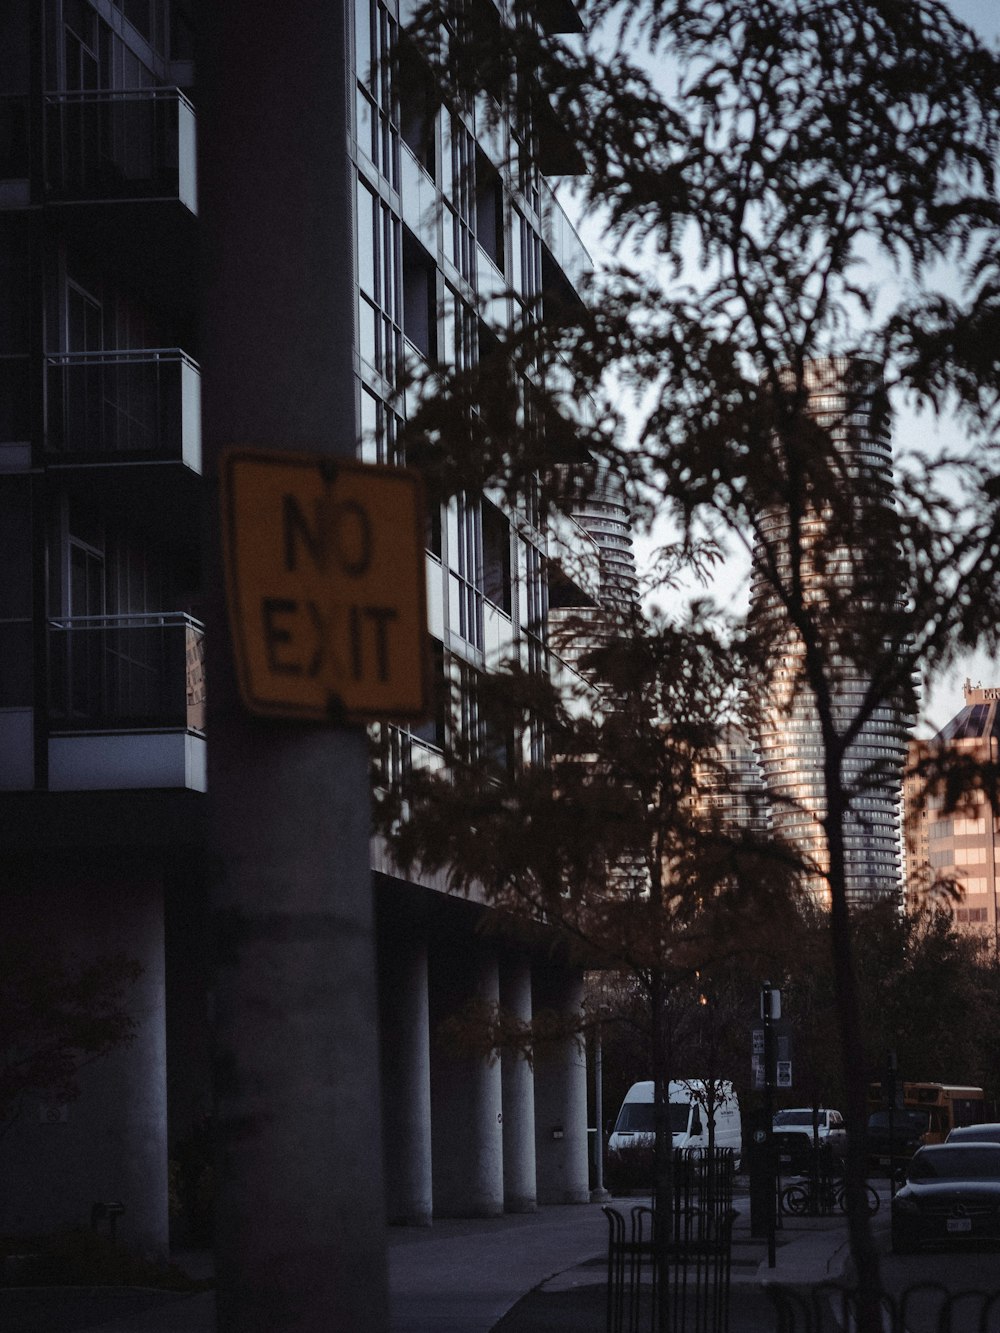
[892,1195,918,1213]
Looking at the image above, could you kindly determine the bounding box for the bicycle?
[780,1177,879,1216]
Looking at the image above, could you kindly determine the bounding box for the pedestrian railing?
[604,1148,737,1333]
[766,1281,1000,1332]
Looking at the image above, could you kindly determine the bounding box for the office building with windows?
[0,0,597,1251]
[904,682,1000,945]
[749,357,909,907]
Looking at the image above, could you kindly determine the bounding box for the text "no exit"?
[221,449,429,723]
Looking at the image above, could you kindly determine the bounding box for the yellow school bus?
[868,1081,986,1145]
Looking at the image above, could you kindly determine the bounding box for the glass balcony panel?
[44,88,197,211]
[48,614,205,733]
[45,350,201,467]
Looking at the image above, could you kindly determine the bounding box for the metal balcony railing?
[44,87,197,211]
[45,349,201,467]
[47,613,204,733]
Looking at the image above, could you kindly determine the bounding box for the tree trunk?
[650,970,673,1333]
[825,771,882,1333]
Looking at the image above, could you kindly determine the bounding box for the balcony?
[539,179,591,295]
[44,87,197,213]
[45,349,201,470]
[47,613,205,792]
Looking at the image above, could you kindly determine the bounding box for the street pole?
[592,1024,610,1201]
[761,981,778,1269]
[199,3,389,1329]
[887,1050,898,1201]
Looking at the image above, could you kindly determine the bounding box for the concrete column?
[429,937,503,1217]
[200,1,389,1326]
[500,954,536,1213]
[533,967,590,1205]
[378,923,432,1226]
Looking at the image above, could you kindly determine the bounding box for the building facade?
[749,357,909,907]
[904,682,1000,946]
[0,0,594,1253]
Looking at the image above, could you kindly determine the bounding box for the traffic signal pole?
[199,3,389,1329]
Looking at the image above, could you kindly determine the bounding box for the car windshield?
[615,1103,689,1134]
[908,1148,1000,1181]
[774,1111,817,1127]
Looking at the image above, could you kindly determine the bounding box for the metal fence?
[767,1281,1000,1333]
[605,1148,737,1333]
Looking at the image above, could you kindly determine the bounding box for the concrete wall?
[1,857,169,1257]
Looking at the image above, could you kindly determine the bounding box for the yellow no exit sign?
[220,448,429,722]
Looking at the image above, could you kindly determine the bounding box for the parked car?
[946,1122,1000,1145]
[772,1108,847,1170]
[891,1143,1000,1253]
[867,1107,928,1174]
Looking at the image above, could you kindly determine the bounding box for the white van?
[608,1079,742,1167]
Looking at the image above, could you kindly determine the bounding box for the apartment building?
[0,0,598,1252]
[749,357,909,907]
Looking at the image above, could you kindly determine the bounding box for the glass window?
[481,500,511,613]
[354,0,399,187]
[360,387,379,464]
[411,637,445,749]
[357,181,376,297]
[475,148,503,270]
[355,0,372,85]
[356,181,401,383]
[402,228,437,361]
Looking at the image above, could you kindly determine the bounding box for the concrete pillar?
[0,859,168,1257]
[200,1,389,1326]
[378,923,432,1226]
[429,937,503,1217]
[500,954,536,1213]
[533,967,590,1205]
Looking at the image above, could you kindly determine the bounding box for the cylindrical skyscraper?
[750,357,909,907]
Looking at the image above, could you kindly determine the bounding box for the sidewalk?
[0,1186,886,1332]
[489,1187,882,1333]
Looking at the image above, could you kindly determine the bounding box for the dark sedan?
[946,1122,1000,1145]
[891,1143,1000,1254]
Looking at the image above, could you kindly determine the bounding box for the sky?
[911,0,1000,727]
[560,0,1000,735]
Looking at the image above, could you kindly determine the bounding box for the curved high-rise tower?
[547,464,639,677]
[750,357,909,907]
